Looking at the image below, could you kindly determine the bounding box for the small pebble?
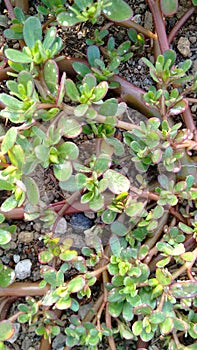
[13,254,20,263]
[2,255,10,264]
[70,213,93,233]
[54,217,68,235]
[18,231,34,243]
[52,333,67,350]
[65,233,86,250]
[15,259,32,280]
[177,37,191,57]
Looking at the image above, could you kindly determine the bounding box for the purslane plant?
[0,1,197,350]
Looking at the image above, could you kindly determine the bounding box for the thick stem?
[182,107,197,142]
[14,0,29,13]
[146,0,169,53]
[168,7,195,44]
[39,337,51,350]
[0,282,49,297]
[4,0,15,20]
[0,200,90,220]
[146,0,197,139]
[110,19,157,39]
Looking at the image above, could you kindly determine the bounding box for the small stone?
[189,36,196,44]
[144,11,153,30]
[15,259,32,280]
[132,14,141,24]
[7,323,20,343]
[13,254,20,263]
[52,333,67,350]
[192,59,197,75]
[2,255,10,264]
[78,301,94,319]
[85,212,95,220]
[65,233,85,250]
[33,222,41,232]
[177,37,191,57]
[18,231,34,243]
[70,213,93,233]
[54,217,67,235]
[13,43,19,49]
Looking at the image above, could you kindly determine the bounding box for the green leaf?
[94,153,111,173]
[55,296,72,310]
[58,142,79,160]
[72,61,91,77]
[65,79,80,101]
[60,250,78,261]
[160,0,178,16]
[103,0,133,21]
[53,161,72,181]
[39,250,54,264]
[156,268,172,286]
[35,145,49,162]
[0,266,15,287]
[122,301,134,321]
[104,169,130,194]
[108,301,123,317]
[109,235,121,256]
[23,176,39,205]
[111,222,128,236]
[158,174,169,189]
[0,321,15,341]
[0,180,13,191]
[169,99,188,116]
[5,49,33,63]
[1,127,17,154]
[178,222,193,234]
[67,276,85,293]
[0,229,11,245]
[160,317,174,335]
[58,117,82,138]
[125,202,144,217]
[44,60,59,94]
[132,320,143,336]
[87,45,100,67]
[93,81,108,101]
[99,98,117,116]
[1,196,18,212]
[150,311,165,324]
[102,209,117,224]
[43,27,57,49]
[0,93,24,110]
[23,17,42,48]
[169,281,197,299]
[134,304,152,316]
[57,11,82,27]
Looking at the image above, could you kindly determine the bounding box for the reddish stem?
[4,0,15,20]
[146,0,169,53]
[0,282,49,297]
[39,337,51,350]
[182,106,197,142]
[14,0,29,13]
[0,200,90,220]
[109,19,157,39]
[168,7,195,44]
[146,0,197,140]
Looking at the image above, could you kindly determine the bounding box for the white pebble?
[15,259,32,280]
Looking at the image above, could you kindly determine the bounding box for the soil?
[0,0,196,349]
